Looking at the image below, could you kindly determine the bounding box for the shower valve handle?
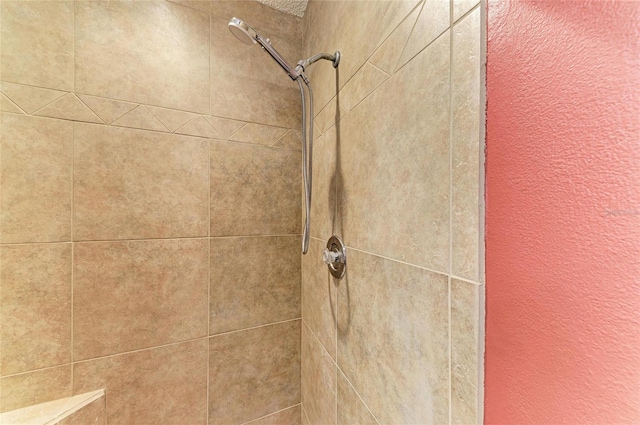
[322,236,347,279]
[322,248,344,266]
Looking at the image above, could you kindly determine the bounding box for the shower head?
[228,17,300,80]
[228,17,257,45]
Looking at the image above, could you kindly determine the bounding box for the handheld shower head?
[228,17,300,80]
[228,17,256,45]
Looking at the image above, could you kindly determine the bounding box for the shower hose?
[297,77,313,255]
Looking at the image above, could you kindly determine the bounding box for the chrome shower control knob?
[324,236,347,279]
[323,248,343,265]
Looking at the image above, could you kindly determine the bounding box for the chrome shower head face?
[228,17,256,45]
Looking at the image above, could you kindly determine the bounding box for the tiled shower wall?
[0,1,304,423]
[300,1,484,424]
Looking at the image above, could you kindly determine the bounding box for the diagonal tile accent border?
[204,115,246,140]
[396,0,450,71]
[147,106,198,133]
[77,94,137,124]
[0,93,24,114]
[339,63,389,112]
[0,82,66,115]
[112,105,168,132]
[273,129,302,151]
[369,5,422,75]
[34,93,103,123]
[229,123,288,147]
[314,96,347,136]
[175,116,220,139]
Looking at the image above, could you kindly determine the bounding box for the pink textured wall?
[485,1,640,423]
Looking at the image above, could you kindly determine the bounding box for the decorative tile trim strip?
[0,82,300,149]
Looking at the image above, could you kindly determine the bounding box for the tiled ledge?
[0,390,104,425]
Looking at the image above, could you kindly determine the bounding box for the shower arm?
[255,32,340,82]
[295,52,341,75]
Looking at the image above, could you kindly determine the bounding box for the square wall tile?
[309,128,337,241]
[338,33,451,272]
[210,140,301,236]
[0,244,71,375]
[210,236,301,335]
[451,279,481,425]
[1,1,74,91]
[73,123,209,241]
[301,238,337,360]
[0,366,72,413]
[301,323,336,425]
[74,340,208,425]
[452,7,482,281]
[73,239,209,360]
[209,320,301,425]
[58,396,106,425]
[337,249,449,424]
[75,1,209,113]
[337,370,377,425]
[0,114,72,243]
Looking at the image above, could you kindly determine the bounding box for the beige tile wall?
[301,1,484,425]
[0,1,303,423]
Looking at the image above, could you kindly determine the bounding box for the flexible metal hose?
[297,77,313,254]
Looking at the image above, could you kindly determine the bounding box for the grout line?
[394,0,426,74]
[173,113,201,134]
[226,122,248,141]
[0,234,302,247]
[145,105,180,134]
[166,0,209,17]
[64,336,211,368]
[449,0,455,420]
[143,105,171,133]
[448,276,453,424]
[301,404,312,425]
[395,23,451,74]
[207,137,211,425]
[209,7,212,121]
[209,317,301,340]
[240,403,302,425]
[1,363,75,379]
[336,366,382,425]
[450,274,484,286]
[271,128,290,148]
[218,136,303,152]
[0,93,27,115]
[70,122,75,393]
[29,91,69,116]
[453,2,481,27]
[301,319,334,368]
[323,241,451,280]
[73,0,76,94]
[74,94,105,125]
[366,60,391,78]
[0,241,73,247]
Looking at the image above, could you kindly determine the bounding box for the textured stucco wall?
[485,0,640,423]
[257,0,307,17]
